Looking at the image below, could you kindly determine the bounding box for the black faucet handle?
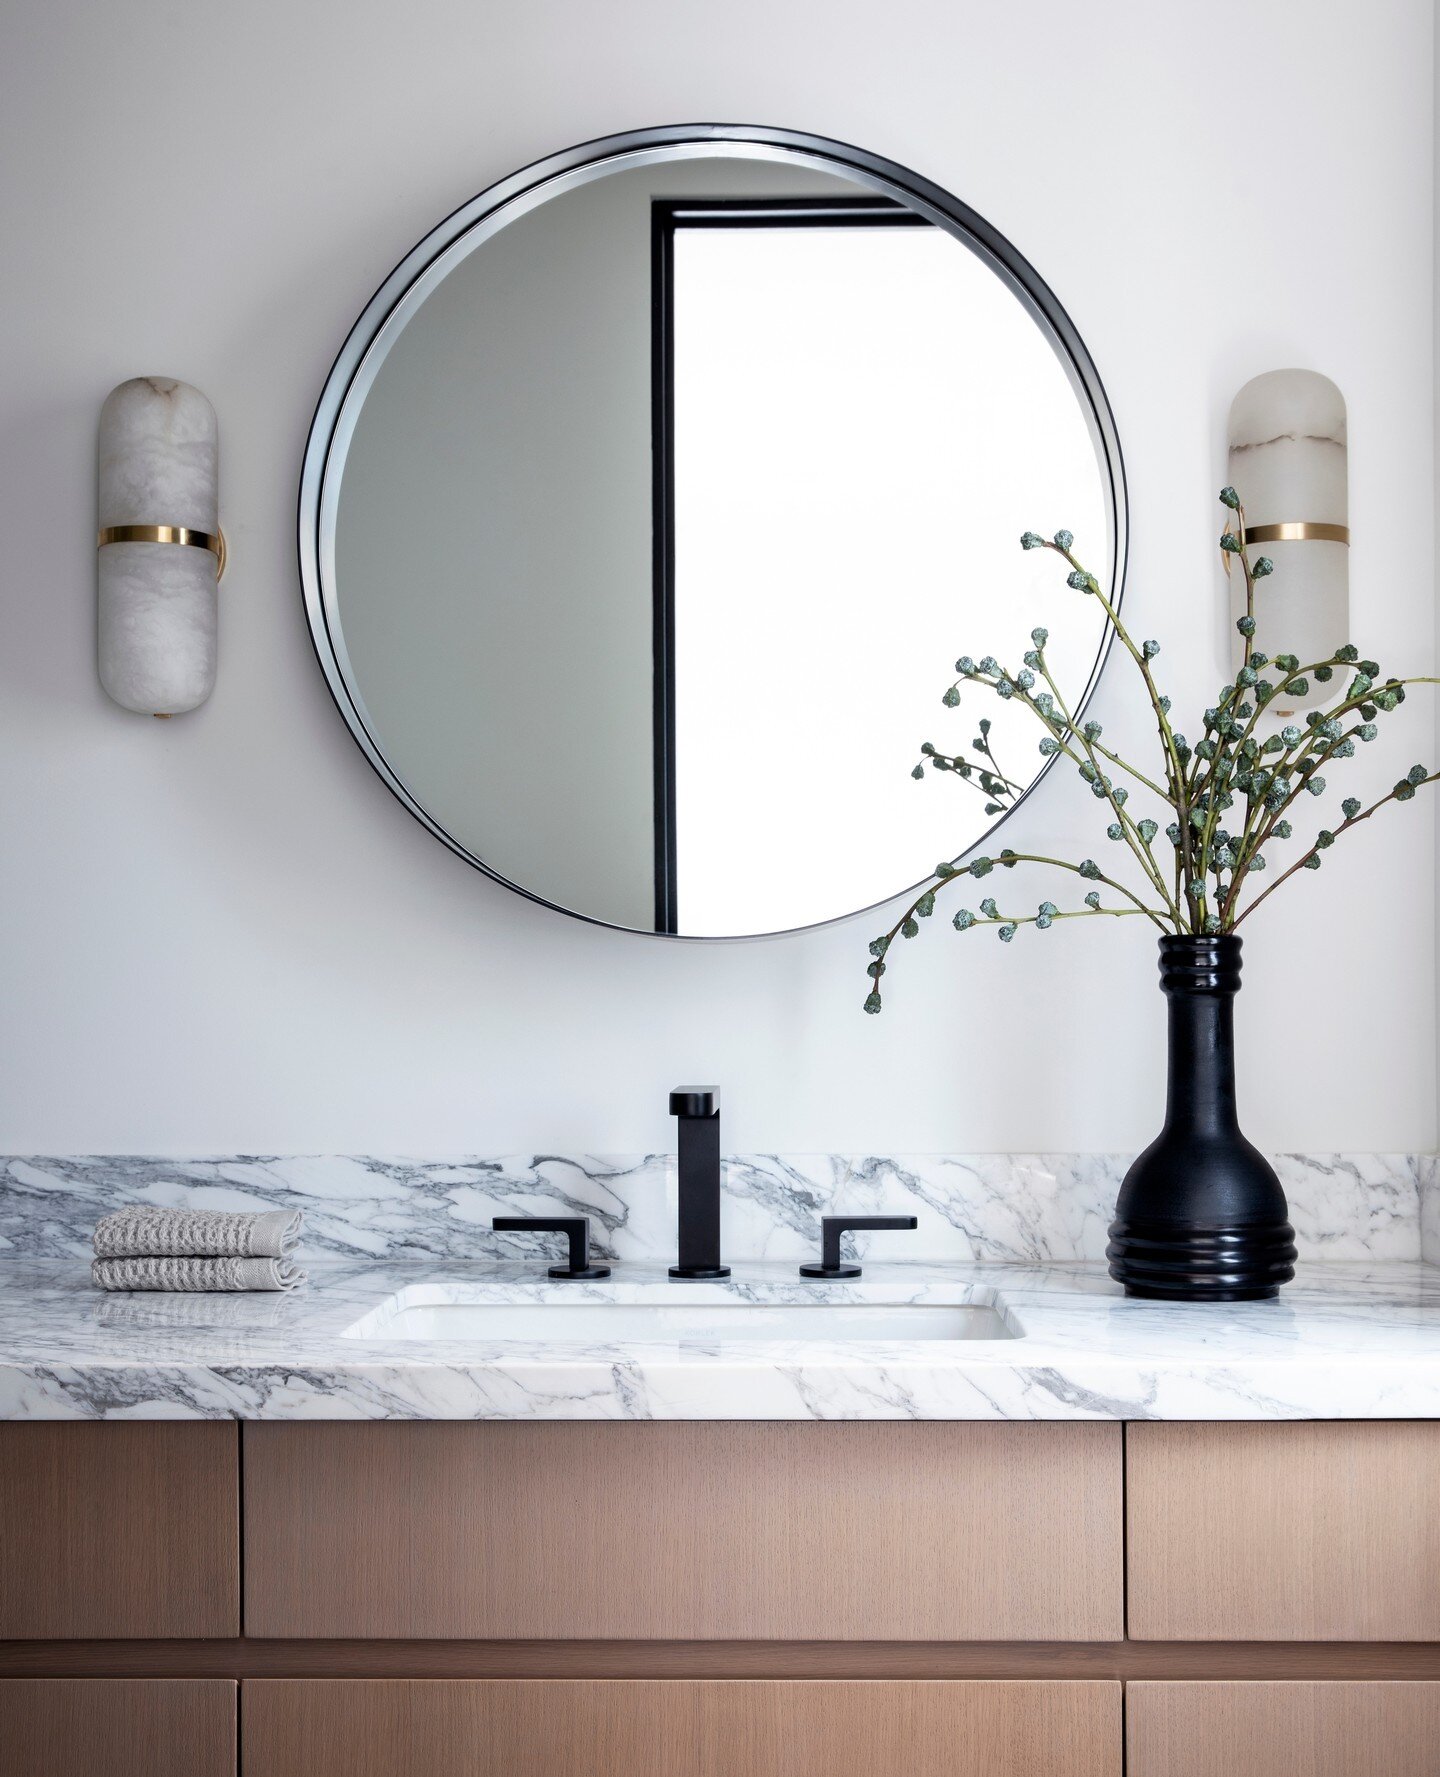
[800,1214,918,1279]
[492,1216,611,1280]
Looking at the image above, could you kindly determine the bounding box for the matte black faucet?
[668,1085,729,1279]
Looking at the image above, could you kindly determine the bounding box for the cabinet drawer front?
[242,1678,1120,1777]
[1128,1682,1440,1777]
[0,1680,236,1777]
[0,1424,239,1638]
[1127,1422,1440,1641]
[244,1421,1122,1640]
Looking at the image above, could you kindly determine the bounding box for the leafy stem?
[1234,773,1440,927]
[863,497,1438,1011]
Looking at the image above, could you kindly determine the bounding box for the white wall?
[0,0,1433,1155]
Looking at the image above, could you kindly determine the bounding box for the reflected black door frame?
[649,197,931,933]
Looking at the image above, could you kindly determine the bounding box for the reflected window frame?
[650,197,932,933]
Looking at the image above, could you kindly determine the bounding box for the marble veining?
[3,1255,1440,1422]
[1420,1154,1440,1264]
[4,1152,1433,1422]
[1,1152,1429,1265]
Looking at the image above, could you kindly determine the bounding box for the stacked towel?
[91,1206,307,1292]
[95,1205,302,1259]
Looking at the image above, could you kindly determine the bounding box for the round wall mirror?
[300,125,1126,938]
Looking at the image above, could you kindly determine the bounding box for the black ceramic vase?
[1107,934,1296,1301]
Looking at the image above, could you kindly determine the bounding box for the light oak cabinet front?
[6,1417,1440,1777]
[242,1420,1124,1641]
[0,1424,239,1639]
[1126,1422,1440,1641]
[0,1680,236,1777]
[1127,1681,1440,1777]
[241,1678,1121,1777]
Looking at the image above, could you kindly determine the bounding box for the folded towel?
[91,1255,307,1293]
[93,1205,303,1260]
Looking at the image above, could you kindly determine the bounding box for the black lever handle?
[800,1214,918,1279]
[492,1216,611,1280]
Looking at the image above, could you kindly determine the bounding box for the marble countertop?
[2,1256,1438,1421]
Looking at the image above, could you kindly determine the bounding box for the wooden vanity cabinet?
[241,1678,1121,1777]
[241,1420,1124,1641]
[0,1680,236,1777]
[6,1418,1440,1777]
[1126,1422,1440,1641]
[0,1424,239,1638]
[1127,1681,1440,1777]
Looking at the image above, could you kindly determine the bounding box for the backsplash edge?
[2,1153,1431,1266]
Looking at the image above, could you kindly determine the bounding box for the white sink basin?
[343,1297,1016,1345]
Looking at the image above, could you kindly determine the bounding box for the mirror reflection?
[320,145,1121,936]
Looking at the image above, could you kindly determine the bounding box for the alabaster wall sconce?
[1226,369,1348,716]
[96,376,224,716]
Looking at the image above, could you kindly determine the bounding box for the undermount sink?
[343,1297,1017,1345]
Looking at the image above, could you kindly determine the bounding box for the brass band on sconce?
[1242,521,1350,547]
[97,523,228,579]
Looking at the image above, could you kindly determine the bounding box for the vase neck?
[1163,978,1240,1136]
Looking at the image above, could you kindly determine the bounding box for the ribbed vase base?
[1106,1216,1297,1301]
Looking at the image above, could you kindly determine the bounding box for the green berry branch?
[863,487,1439,1013]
